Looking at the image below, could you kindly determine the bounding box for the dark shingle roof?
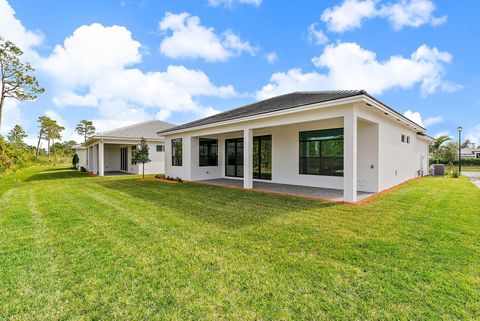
[159,90,367,134]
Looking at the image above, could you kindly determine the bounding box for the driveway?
[463,172,480,188]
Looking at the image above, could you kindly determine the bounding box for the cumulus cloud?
[159,12,258,62]
[321,0,447,33]
[208,0,262,8]
[307,23,329,45]
[423,115,443,127]
[256,42,459,100]
[265,52,278,64]
[0,0,43,58]
[466,125,480,146]
[321,0,377,33]
[40,23,239,132]
[403,111,444,128]
[403,110,423,126]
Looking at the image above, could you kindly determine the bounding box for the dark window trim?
[225,138,243,178]
[298,128,344,177]
[172,138,182,166]
[199,138,218,167]
[253,135,272,180]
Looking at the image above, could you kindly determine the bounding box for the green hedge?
[429,158,480,166]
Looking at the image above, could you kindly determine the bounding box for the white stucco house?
[159,90,434,202]
[72,144,87,170]
[460,148,480,159]
[85,120,175,176]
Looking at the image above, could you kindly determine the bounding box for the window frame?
[171,138,182,166]
[199,138,218,167]
[401,134,406,143]
[156,144,165,152]
[299,128,344,177]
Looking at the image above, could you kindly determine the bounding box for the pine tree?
[75,120,96,143]
[7,125,27,149]
[132,137,151,178]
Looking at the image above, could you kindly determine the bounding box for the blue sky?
[1,0,479,145]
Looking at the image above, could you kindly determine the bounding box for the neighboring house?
[159,90,434,202]
[73,144,87,170]
[85,120,175,176]
[461,148,480,159]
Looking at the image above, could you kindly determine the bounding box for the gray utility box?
[430,164,445,176]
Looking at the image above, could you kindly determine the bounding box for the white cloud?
[159,12,257,62]
[403,110,423,126]
[403,111,444,128]
[380,0,447,30]
[466,125,480,146]
[321,0,447,33]
[0,0,43,58]
[424,115,443,127]
[40,23,238,133]
[307,23,329,45]
[321,0,377,33]
[265,52,278,64]
[256,42,458,100]
[208,0,262,8]
[0,100,22,135]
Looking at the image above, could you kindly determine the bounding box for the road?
[463,171,480,188]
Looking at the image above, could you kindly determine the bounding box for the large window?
[199,138,218,166]
[172,138,182,166]
[299,128,344,177]
[253,135,272,180]
[225,138,244,177]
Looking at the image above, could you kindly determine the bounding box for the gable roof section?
[97,120,175,139]
[159,90,424,134]
[159,90,365,134]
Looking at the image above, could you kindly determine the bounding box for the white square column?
[98,141,105,177]
[243,128,253,189]
[343,107,358,202]
[92,145,98,174]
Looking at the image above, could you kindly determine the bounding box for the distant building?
[461,148,480,159]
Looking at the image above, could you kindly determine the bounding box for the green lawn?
[1,167,479,320]
[446,165,480,172]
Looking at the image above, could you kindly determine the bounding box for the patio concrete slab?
[197,178,374,202]
[104,171,133,176]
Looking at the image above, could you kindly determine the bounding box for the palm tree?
[430,135,451,163]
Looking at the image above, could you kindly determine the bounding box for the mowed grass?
[0,167,479,320]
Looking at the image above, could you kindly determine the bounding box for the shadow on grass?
[97,178,336,229]
[24,169,88,182]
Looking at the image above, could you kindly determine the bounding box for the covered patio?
[197,178,374,202]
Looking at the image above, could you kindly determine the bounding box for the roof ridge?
[159,90,367,134]
[99,119,175,136]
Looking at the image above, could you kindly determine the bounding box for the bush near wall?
[429,158,480,166]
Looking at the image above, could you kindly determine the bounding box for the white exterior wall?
[165,105,352,189]
[377,116,429,191]
[74,148,87,170]
[164,101,430,195]
[86,139,166,176]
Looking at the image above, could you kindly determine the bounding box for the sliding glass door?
[120,147,128,172]
[225,138,243,177]
[253,135,272,180]
[225,135,272,180]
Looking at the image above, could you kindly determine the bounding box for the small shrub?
[80,167,87,172]
[451,168,460,178]
[175,177,183,183]
[154,173,166,179]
